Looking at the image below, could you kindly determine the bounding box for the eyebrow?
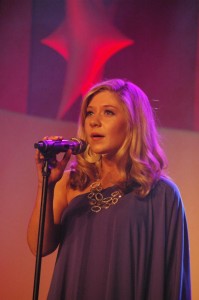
[87,104,118,109]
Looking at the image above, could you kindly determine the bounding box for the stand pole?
[32,159,51,300]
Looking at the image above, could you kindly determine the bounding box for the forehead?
[87,90,121,107]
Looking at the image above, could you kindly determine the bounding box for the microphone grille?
[71,138,87,154]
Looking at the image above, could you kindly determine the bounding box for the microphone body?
[34,138,87,155]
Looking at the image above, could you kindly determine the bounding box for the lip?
[90,132,105,140]
[91,132,104,137]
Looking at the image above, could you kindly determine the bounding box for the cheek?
[84,121,89,137]
[117,119,128,133]
[112,121,128,142]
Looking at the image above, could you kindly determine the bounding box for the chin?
[92,149,107,155]
[90,145,116,156]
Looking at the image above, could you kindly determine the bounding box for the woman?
[27,79,191,299]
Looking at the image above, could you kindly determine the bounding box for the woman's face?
[84,90,128,158]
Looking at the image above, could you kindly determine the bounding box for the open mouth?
[91,133,104,139]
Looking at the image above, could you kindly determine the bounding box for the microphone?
[34,138,87,155]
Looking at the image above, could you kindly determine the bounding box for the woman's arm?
[27,137,71,256]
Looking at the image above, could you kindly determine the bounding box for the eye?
[85,110,94,117]
[104,109,115,116]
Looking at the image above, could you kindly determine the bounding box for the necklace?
[88,180,123,213]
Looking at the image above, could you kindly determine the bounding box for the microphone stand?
[32,157,51,300]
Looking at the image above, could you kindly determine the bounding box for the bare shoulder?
[53,171,90,222]
[55,169,70,189]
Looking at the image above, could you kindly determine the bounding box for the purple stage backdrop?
[0,0,198,130]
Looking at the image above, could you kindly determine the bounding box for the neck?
[98,156,122,187]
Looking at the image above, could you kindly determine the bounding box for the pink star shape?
[41,0,134,119]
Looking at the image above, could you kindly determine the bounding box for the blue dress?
[47,178,191,300]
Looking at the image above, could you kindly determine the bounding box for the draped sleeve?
[164,181,191,299]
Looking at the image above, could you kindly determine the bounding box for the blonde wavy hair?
[70,78,167,197]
